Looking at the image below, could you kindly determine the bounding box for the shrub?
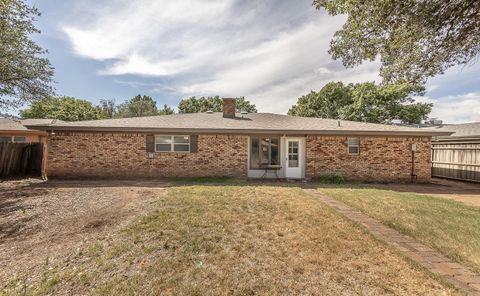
[313,174,346,184]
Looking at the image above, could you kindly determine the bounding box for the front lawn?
[4,186,459,295]
[319,187,480,274]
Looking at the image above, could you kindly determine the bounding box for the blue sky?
[26,0,480,123]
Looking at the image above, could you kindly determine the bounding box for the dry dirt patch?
[0,179,165,287]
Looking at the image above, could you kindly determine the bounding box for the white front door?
[285,138,303,179]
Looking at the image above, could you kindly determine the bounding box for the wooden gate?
[0,143,44,178]
[432,140,480,183]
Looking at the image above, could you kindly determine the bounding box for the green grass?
[3,186,461,295]
[319,187,480,273]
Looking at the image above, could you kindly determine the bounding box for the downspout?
[40,134,48,180]
[410,143,417,183]
[314,137,317,178]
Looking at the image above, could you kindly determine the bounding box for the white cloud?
[416,93,480,123]
[62,0,382,113]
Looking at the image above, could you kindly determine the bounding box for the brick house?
[27,99,451,181]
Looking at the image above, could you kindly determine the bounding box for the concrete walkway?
[304,189,480,296]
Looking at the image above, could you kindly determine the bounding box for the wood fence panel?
[0,143,43,178]
[432,141,480,183]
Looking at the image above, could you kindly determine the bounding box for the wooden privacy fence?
[0,143,43,178]
[432,140,480,183]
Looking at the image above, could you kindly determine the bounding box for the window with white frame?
[348,138,359,155]
[155,135,190,152]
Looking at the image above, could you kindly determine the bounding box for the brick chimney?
[222,98,236,118]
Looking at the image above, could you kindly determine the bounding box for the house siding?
[48,132,248,178]
[306,135,431,182]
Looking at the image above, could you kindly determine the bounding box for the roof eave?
[433,135,480,141]
[0,130,47,135]
[26,125,452,136]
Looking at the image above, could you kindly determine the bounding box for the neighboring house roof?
[25,113,451,136]
[429,122,480,140]
[0,118,60,133]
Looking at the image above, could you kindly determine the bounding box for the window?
[0,136,11,143]
[288,140,299,167]
[155,135,190,152]
[250,137,280,169]
[348,138,360,155]
[0,136,26,143]
[14,136,26,143]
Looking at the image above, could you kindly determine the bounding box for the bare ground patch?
[0,179,165,289]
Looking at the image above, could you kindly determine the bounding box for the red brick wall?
[48,132,431,182]
[48,132,248,178]
[306,136,431,182]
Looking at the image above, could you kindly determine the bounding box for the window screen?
[348,138,360,155]
[13,136,26,143]
[173,136,190,152]
[0,136,12,143]
[155,135,172,152]
[250,137,280,169]
[155,135,190,152]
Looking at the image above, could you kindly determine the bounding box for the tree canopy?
[178,96,257,113]
[287,82,351,119]
[97,99,116,119]
[1,0,54,110]
[314,0,480,83]
[178,96,223,113]
[288,81,432,124]
[115,95,159,118]
[20,96,104,121]
[19,94,257,120]
[235,97,258,113]
[158,104,175,115]
[98,96,174,118]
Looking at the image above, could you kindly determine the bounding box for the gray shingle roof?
[24,112,451,136]
[432,122,480,138]
[0,118,59,131]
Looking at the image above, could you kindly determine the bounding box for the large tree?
[287,82,351,119]
[314,0,480,83]
[158,104,175,115]
[235,97,258,113]
[1,0,54,110]
[288,82,432,124]
[20,96,104,121]
[178,96,257,113]
[115,95,159,118]
[98,99,116,119]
